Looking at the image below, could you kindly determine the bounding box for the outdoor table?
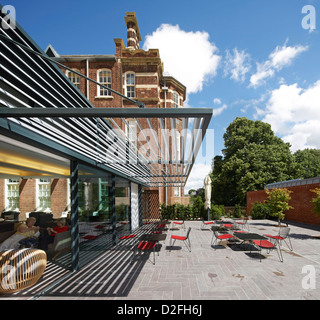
[233,232,267,250]
[139,233,167,242]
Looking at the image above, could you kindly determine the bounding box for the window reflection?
[77,165,131,266]
[115,177,130,241]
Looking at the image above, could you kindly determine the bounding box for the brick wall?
[247,183,320,226]
[19,179,36,220]
[51,178,69,218]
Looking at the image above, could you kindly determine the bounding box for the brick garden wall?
[247,183,320,226]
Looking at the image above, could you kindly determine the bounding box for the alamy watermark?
[301,265,316,289]
[1,5,16,30]
[302,5,316,31]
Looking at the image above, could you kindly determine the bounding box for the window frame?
[5,178,19,210]
[97,69,112,97]
[36,178,51,211]
[66,69,81,90]
[125,72,136,98]
[173,91,180,108]
[174,186,181,197]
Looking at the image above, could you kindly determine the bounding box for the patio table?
[139,233,167,242]
[233,232,267,250]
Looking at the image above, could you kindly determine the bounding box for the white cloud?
[249,42,308,88]
[184,163,211,193]
[224,48,251,82]
[259,80,320,151]
[143,24,221,95]
[213,98,222,105]
[212,104,227,116]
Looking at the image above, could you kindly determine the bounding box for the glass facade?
[77,164,132,267]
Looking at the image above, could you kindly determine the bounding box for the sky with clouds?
[8,0,320,192]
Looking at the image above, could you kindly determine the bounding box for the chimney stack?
[125,12,141,50]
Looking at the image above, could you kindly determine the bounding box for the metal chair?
[234,217,250,231]
[169,227,191,252]
[201,218,214,230]
[132,240,158,265]
[112,234,137,252]
[264,227,293,251]
[211,227,234,248]
[251,239,283,262]
[172,219,185,229]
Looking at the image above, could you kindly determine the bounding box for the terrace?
[1,6,320,303]
[1,218,320,300]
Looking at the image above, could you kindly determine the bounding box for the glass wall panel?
[115,177,131,241]
[78,164,113,267]
[76,164,132,267]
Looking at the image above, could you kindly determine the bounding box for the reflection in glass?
[77,165,131,267]
[115,177,130,241]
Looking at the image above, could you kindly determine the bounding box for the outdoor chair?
[0,248,47,294]
[132,240,158,265]
[211,227,234,248]
[111,234,137,251]
[264,227,293,251]
[169,227,191,252]
[201,218,214,230]
[47,230,72,260]
[153,222,167,233]
[172,219,185,229]
[251,239,283,262]
[234,217,250,231]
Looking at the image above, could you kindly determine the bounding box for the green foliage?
[294,149,320,179]
[192,196,205,219]
[160,202,202,220]
[233,204,242,218]
[250,201,270,220]
[310,188,320,215]
[210,205,225,219]
[210,117,300,206]
[265,188,293,223]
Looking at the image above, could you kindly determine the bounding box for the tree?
[310,188,320,215]
[294,149,320,179]
[265,188,293,225]
[210,117,299,205]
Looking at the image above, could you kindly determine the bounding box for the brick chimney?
[124,12,141,50]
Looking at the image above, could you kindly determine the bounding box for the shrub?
[176,203,186,220]
[233,204,242,218]
[192,196,205,220]
[250,201,270,220]
[210,205,225,219]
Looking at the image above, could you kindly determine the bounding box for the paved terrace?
[1,219,320,300]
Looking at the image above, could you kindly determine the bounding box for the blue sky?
[5,0,320,191]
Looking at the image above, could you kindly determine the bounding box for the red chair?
[132,241,158,265]
[211,228,234,248]
[172,220,185,229]
[169,227,191,252]
[252,239,283,262]
[264,227,293,251]
[119,234,136,240]
[234,217,250,231]
[112,234,137,251]
[201,219,214,230]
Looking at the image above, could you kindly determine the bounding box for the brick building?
[0,12,187,220]
[247,177,320,226]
